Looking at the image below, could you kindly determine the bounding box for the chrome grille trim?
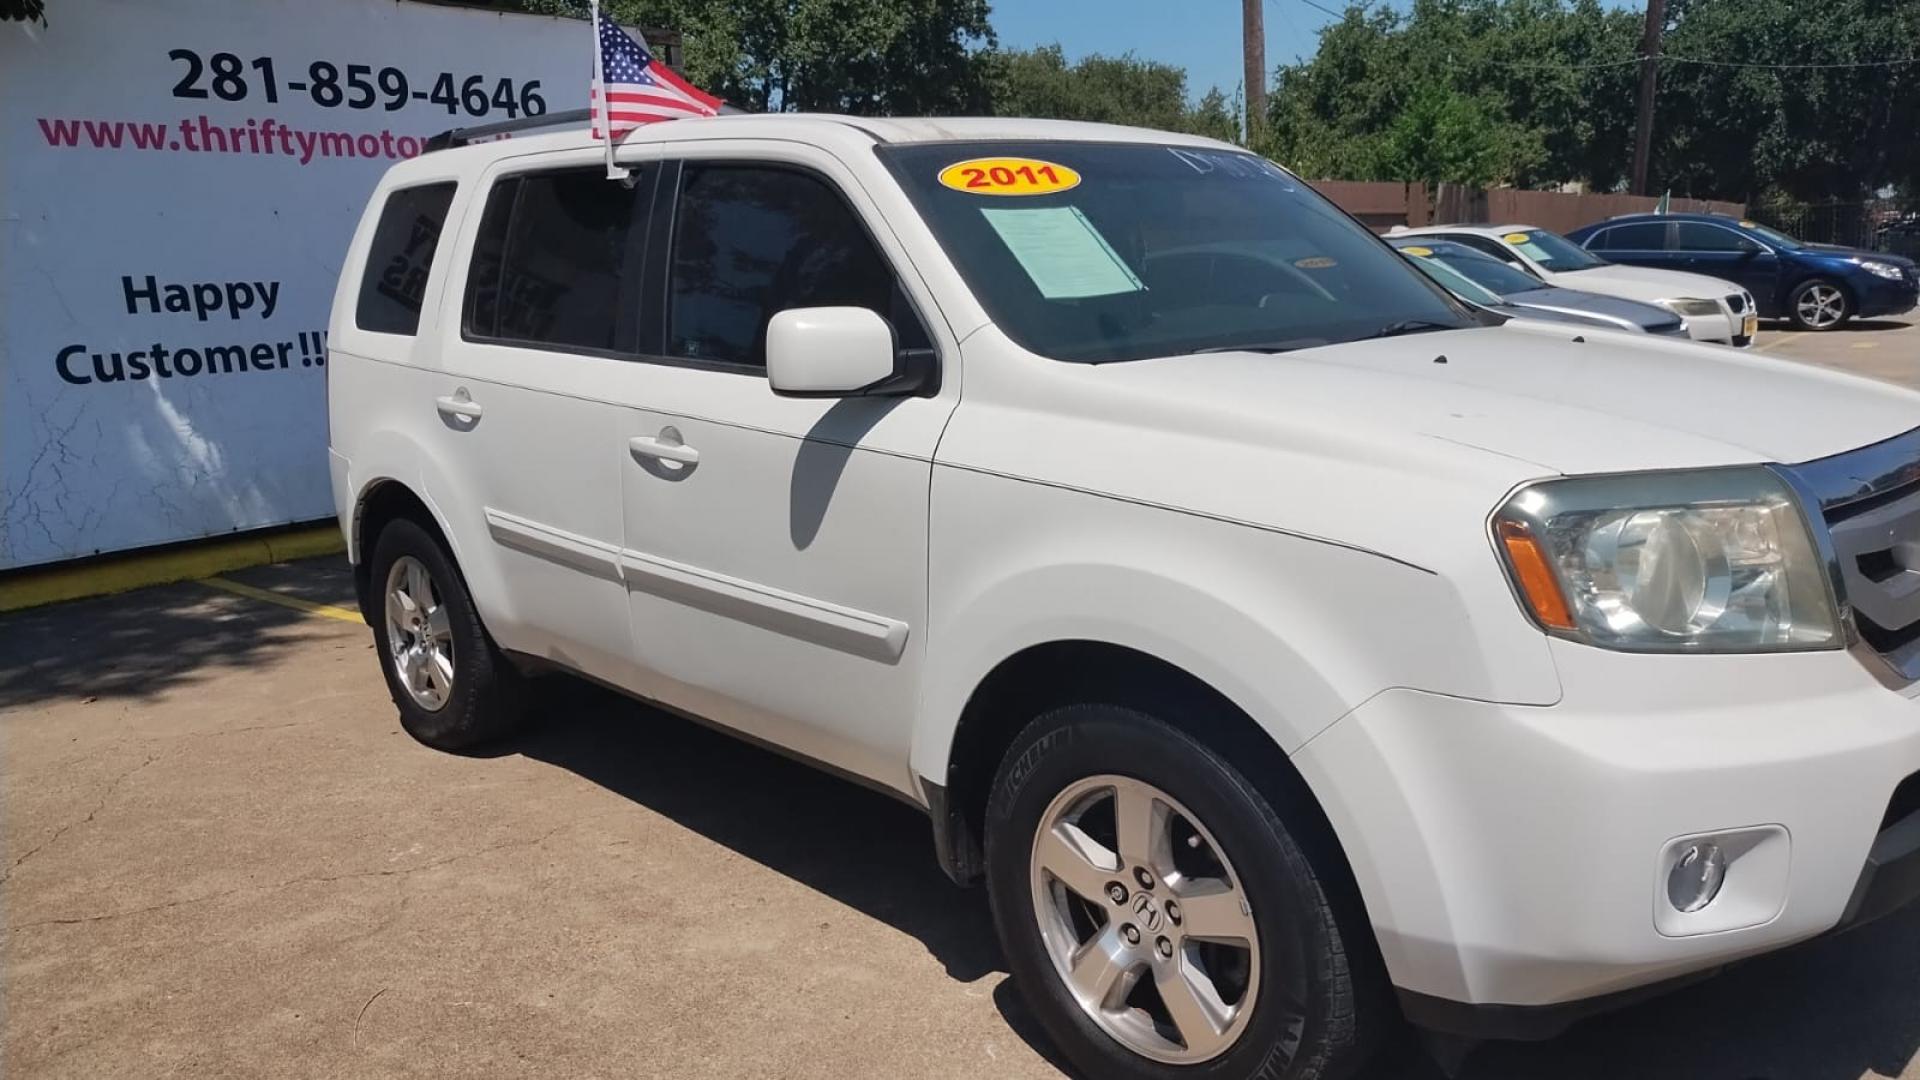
[1781,426,1920,686]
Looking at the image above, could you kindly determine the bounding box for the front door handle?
[435,391,484,421]
[629,433,700,465]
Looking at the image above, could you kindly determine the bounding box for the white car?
[328,114,1920,1079]
[1393,223,1759,346]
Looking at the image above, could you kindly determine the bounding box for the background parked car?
[1568,213,1920,332]
[1390,238,1690,337]
[1392,223,1756,346]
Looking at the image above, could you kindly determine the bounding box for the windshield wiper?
[1359,318,1460,340]
[1189,337,1327,354]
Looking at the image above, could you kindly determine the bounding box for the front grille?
[1726,293,1747,314]
[1784,428,1920,683]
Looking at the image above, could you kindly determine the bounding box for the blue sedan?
[1566,213,1919,331]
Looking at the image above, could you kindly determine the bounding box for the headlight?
[1492,468,1839,652]
[1662,298,1723,318]
[1859,260,1905,281]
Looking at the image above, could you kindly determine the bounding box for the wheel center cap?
[1132,892,1164,934]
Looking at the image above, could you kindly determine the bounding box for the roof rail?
[422,108,591,152]
[422,103,751,153]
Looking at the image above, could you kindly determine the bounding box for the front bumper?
[1293,640,1920,1035]
[1856,274,1919,319]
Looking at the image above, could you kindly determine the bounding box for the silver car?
[1392,238,1689,336]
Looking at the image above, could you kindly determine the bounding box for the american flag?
[591,11,722,139]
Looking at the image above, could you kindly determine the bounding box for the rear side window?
[463,167,649,353]
[1592,222,1667,251]
[666,164,929,369]
[356,182,457,335]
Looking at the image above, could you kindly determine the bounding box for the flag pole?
[589,0,625,180]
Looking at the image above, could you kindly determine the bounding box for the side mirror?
[767,307,926,398]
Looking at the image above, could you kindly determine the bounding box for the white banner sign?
[1,0,590,569]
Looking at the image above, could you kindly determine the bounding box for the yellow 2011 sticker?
[1502,232,1533,244]
[1293,255,1337,269]
[1400,245,1433,257]
[938,157,1081,196]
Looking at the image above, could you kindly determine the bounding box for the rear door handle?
[435,392,484,421]
[628,434,700,465]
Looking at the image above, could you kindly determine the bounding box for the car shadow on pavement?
[505,675,1003,980]
[504,675,1089,1075]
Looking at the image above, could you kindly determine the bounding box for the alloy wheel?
[1796,284,1846,329]
[384,554,455,711]
[1028,774,1267,1064]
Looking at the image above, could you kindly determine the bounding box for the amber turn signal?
[1498,520,1575,631]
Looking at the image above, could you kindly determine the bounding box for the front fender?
[910,466,1561,789]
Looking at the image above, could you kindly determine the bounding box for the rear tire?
[985,704,1386,1080]
[368,517,527,751]
[1788,278,1851,331]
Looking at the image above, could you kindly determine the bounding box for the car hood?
[1799,244,1919,270]
[1502,286,1678,328]
[1550,263,1742,301]
[1094,321,1920,476]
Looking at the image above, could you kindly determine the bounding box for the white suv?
[328,115,1920,1078]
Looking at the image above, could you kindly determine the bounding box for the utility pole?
[1629,0,1666,195]
[1242,0,1266,144]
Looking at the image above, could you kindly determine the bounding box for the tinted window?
[463,167,647,352]
[882,142,1471,363]
[1445,233,1523,263]
[1592,222,1666,250]
[1499,229,1606,272]
[668,165,927,368]
[356,182,456,335]
[1425,246,1550,296]
[1675,223,1760,252]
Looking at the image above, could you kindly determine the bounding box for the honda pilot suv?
[328,114,1920,1079]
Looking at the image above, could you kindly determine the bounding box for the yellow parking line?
[1756,332,1806,352]
[201,576,365,624]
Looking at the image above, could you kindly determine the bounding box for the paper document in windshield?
[979,205,1146,300]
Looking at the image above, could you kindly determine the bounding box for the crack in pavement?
[2,752,161,885]
[7,825,570,932]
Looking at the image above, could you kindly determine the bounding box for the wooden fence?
[1307,178,1743,234]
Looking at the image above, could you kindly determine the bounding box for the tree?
[1264,0,1640,186]
[1651,0,1920,202]
[511,0,997,114]
[993,44,1244,138]
[2,0,46,22]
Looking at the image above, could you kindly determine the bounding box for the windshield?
[1395,247,1504,306]
[1740,220,1802,248]
[1404,242,1544,297]
[879,141,1472,362]
[1501,229,1606,273]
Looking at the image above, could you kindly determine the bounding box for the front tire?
[985,705,1384,1080]
[1788,278,1852,330]
[368,517,527,751]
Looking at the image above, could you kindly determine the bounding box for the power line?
[1279,0,1919,71]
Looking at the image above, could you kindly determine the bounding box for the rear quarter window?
[355,182,458,335]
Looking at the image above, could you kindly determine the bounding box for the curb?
[0,525,346,613]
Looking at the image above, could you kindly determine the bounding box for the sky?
[990,0,1347,104]
[991,0,1640,105]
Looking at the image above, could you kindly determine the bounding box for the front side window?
[463,167,648,352]
[667,164,927,368]
[882,142,1473,363]
[1675,223,1762,253]
[357,182,457,335]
